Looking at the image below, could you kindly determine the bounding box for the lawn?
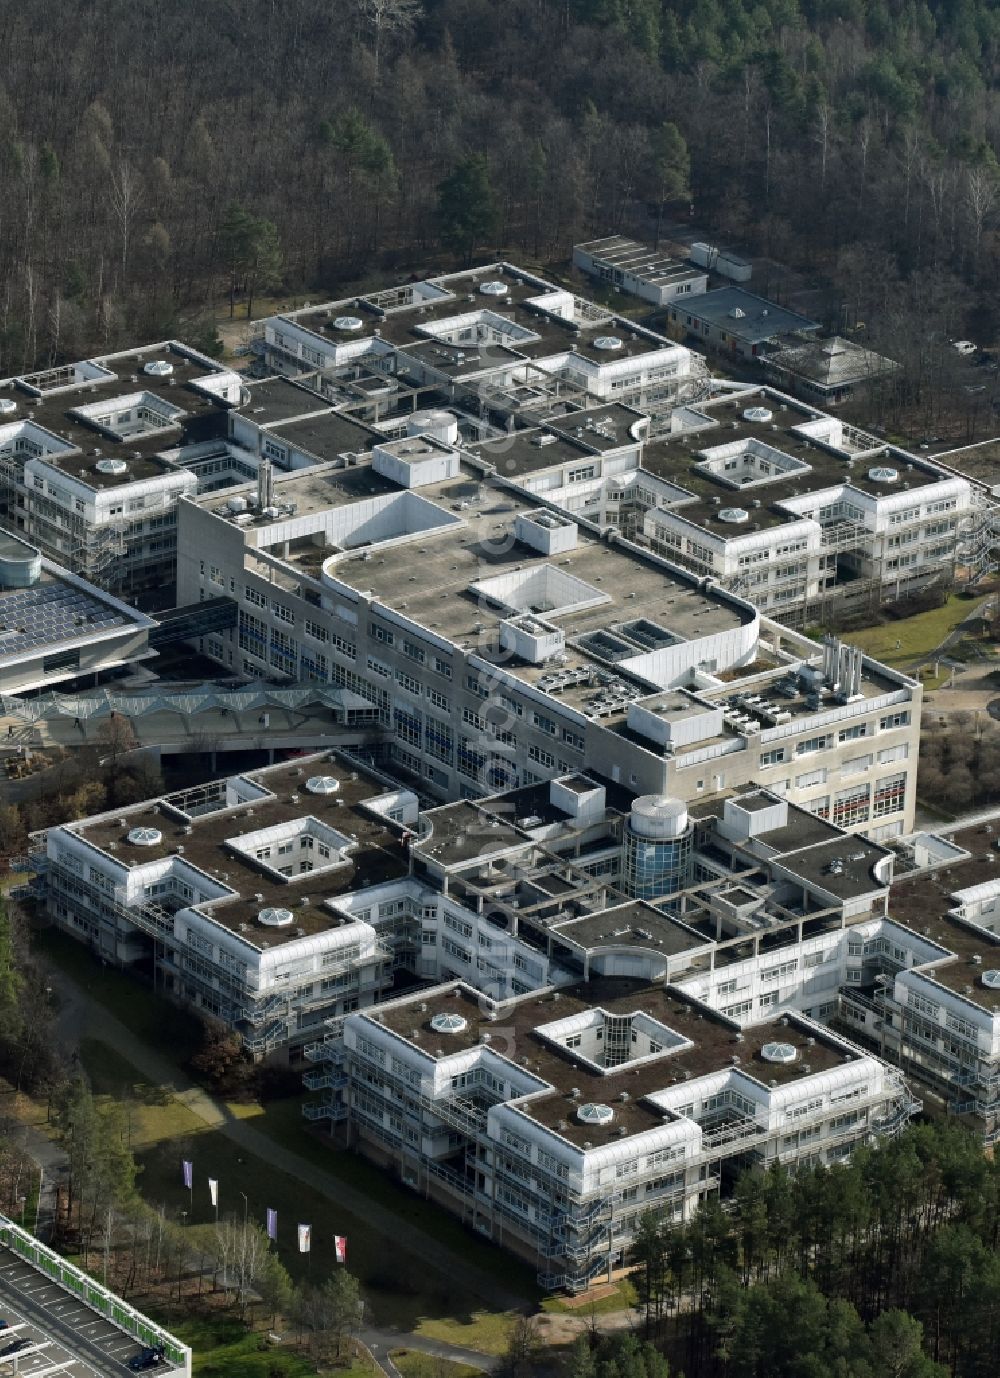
[390,1350,481,1378]
[412,1312,518,1356]
[79,1039,207,1149]
[168,1313,376,1378]
[834,593,983,668]
[35,929,539,1329]
[541,1279,638,1316]
[243,1098,539,1304]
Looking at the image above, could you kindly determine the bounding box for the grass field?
[835,593,983,667]
[80,1040,207,1149]
[412,1312,518,1356]
[541,1279,637,1316]
[390,1350,481,1378]
[169,1314,377,1378]
[35,925,539,1330]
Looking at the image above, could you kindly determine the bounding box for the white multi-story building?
[173,417,922,841]
[475,389,974,625]
[332,981,911,1290]
[0,342,245,592]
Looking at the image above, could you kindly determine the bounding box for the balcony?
[302,1099,348,1122]
[303,1068,348,1092]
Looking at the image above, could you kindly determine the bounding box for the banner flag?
[267,1208,278,1242]
[334,1235,347,1264]
[297,1223,311,1253]
[182,1160,193,1191]
[208,1178,218,1208]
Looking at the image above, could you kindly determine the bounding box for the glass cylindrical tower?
[623,795,693,901]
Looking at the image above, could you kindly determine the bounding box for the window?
[304,618,328,643]
[839,723,869,742]
[879,711,910,731]
[366,655,391,679]
[833,783,870,827]
[273,602,294,624]
[761,748,787,766]
[797,734,831,755]
[244,585,266,608]
[370,621,394,645]
[403,640,426,664]
[426,719,454,762]
[396,669,421,696]
[873,773,906,817]
[532,712,556,736]
[426,686,449,710]
[432,656,452,680]
[568,464,597,483]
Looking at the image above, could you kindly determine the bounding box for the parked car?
[127,1347,165,1372]
[951,339,977,354]
[2,1339,31,1357]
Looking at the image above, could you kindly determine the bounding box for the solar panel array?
[0,582,126,652]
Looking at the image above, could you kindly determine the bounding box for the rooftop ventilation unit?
[576,1103,614,1126]
[981,970,1000,989]
[761,1041,798,1064]
[96,458,128,475]
[868,466,899,483]
[479,281,508,297]
[143,359,174,377]
[718,507,750,524]
[258,907,295,927]
[333,316,364,331]
[127,827,162,846]
[430,1012,468,1035]
[742,407,773,423]
[305,775,340,795]
[593,336,623,351]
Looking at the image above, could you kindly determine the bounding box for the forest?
[0,0,997,378]
[624,1120,1000,1378]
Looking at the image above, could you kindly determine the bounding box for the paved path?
[51,973,527,1318]
[3,1116,69,1241]
[361,1327,500,1374]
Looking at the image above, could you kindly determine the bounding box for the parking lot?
[0,1243,175,1378]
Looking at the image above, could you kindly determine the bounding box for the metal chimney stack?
[257,458,274,509]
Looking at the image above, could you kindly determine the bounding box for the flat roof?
[576,236,706,286]
[674,288,821,344]
[307,476,751,712]
[637,393,945,532]
[73,757,409,947]
[417,800,529,866]
[269,409,380,461]
[776,836,890,902]
[200,459,401,523]
[286,266,674,372]
[375,980,858,1146]
[1,343,232,485]
[934,440,1000,487]
[891,825,1000,1011]
[552,901,710,958]
[238,376,333,426]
